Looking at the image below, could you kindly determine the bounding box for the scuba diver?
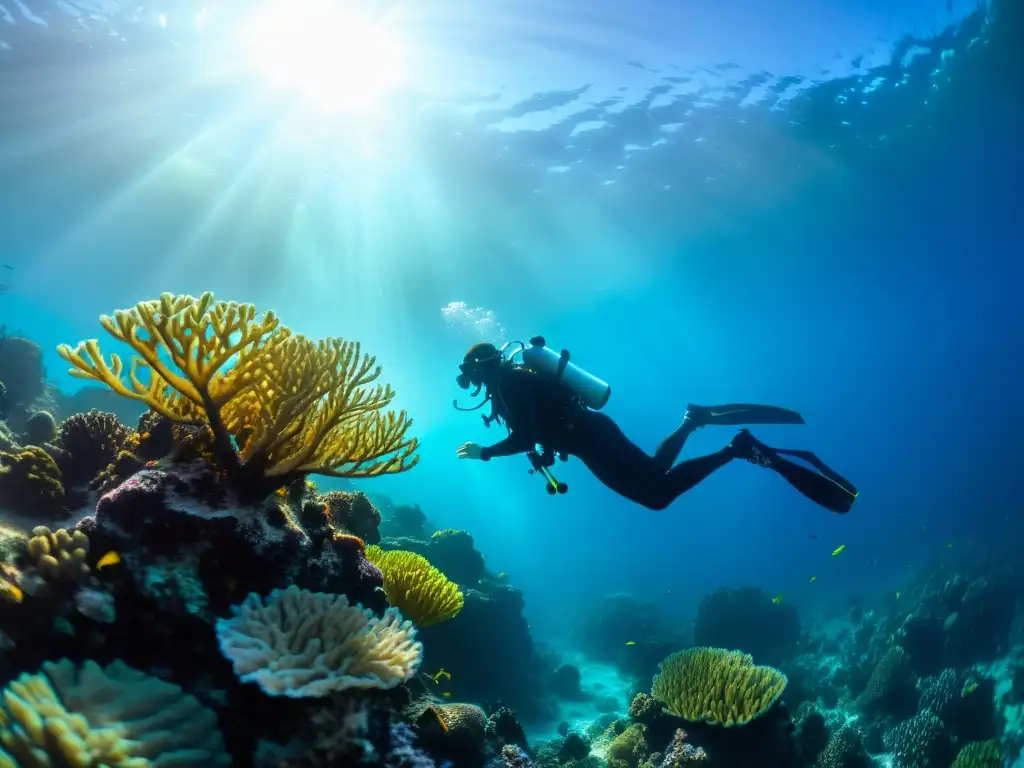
[453,338,857,513]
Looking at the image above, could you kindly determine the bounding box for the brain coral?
[651,647,787,727]
[0,658,228,766]
[215,585,422,697]
[365,545,464,626]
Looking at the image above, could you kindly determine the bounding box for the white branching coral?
[215,585,423,697]
[0,658,229,767]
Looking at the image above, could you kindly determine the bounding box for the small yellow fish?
[442,691,452,698]
[625,641,636,646]
[831,545,846,557]
[430,669,452,684]
[96,551,121,570]
[809,576,817,583]
[0,581,23,604]
[895,591,902,600]
[961,679,978,698]
[772,594,784,605]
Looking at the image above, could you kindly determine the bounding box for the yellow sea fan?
[651,647,787,727]
[56,293,418,488]
[365,545,464,627]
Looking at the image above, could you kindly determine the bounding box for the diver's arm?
[480,369,539,460]
[480,430,535,461]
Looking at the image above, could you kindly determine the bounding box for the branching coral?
[365,545,464,626]
[57,293,419,496]
[0,446,65,519]
[55,410,132,487]
[215,585,422,697]
[651,647,787,727]
[0,658,229,766]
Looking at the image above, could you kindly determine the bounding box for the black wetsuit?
[479,367,734,510]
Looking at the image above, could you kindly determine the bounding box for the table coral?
[651,647,787,727]
[58,292,419,498]
[215,585,422,697]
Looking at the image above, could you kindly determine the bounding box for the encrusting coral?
[0,658,229,766]
[0,446,65,519]
[651,646,787,727]
[365,544,465,627]
[57,292,419,497]
[215,585,422,697]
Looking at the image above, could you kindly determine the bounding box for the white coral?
[215,585,422,697]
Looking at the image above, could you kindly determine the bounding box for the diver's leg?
[572,413,684,510]
[663,448,736,498]
[732,430,856,514]
[652,409,705,472]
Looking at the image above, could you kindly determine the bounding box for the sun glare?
[240,1,408,114]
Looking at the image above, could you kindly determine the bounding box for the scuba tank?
[520,336,611,411]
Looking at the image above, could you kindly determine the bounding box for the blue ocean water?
[1,0,1022,765]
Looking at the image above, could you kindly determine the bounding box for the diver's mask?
[455,346,503,390]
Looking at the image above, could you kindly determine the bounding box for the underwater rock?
[693,586,801,668]
[550,663,587,700]
[77,465,385,617]
[419,585,552,722]
[682,701,801,768]
[557,732,590,762]
[0,335,46,431]
[576,592,686,679]
[379,501,432,539]
[316,490,382,545]
[381,529,487,587]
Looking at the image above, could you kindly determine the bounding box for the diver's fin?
[686,403,805,427]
